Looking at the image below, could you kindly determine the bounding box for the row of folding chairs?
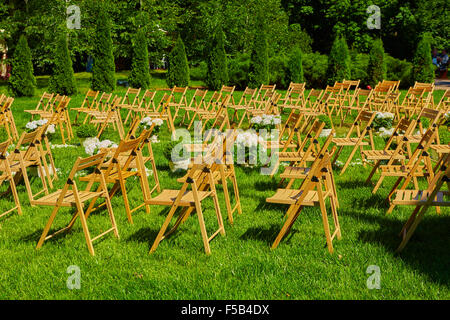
[0,94,19,141]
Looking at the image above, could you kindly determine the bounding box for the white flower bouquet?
[373,112,394,130]
[83,137,118,156]
[250,114,281,131]
[25,119,56,135]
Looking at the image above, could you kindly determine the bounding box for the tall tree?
[8,35,36,97]
[166,35,190,87]
[91,3,115,92]
[412,34,434,84]
[286,46,304,84]
[366,38,387,87]
[206,26,228,90]
[128,28,151,89]
[327,35,351,85]
[248,15,269,88]
[48,33,77,95]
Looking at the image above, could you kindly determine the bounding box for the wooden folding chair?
[252,84,276,107]
[34,152,119,256]
[140,93,176,133]
[340,88,372,126]
[332,110,376,175]
[80,133,153,224]
[7,127,49,203]
[39,96,73,144]
[169,86,189,123]
[372,128,437,194]
[73,89,100,124]
[88,96,125,140]
[81,92,114,125]
[120,87,142,124]
[280,82,306,113]
[0,140,22,219]
[24,92,54,120]
[229,87,257,127]
[406,107,442,145]
[188,95,232,135]
[0,97,19,141]
[148,163,225,255]
[395,153,449,252]
[364,118,417,185]
[181,89,208,127]
[267,151,341,253]
[219,85,235,103]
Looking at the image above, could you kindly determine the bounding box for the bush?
[167,36,190,88]
[386,55,413,89]
[373,112,394,130]
[91,4,116,92]
[367,38,387,87]
[128,28,151,90]
[206,27,229,90]
[76,124,98,138]
[286,46,304,84]
[327,36,351,86]
[350,52,369,86]
[48,33,77,96]
[318,115,332,129]
[248,18,269,88]
[269,54,288,89]
[190,61,207,81]
[8,35,36,97]
[228,53,250,90]
[412,34,434,84]
[303,52,328,88]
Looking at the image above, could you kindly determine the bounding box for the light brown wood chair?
[39,96,73,144]
[331,110,376,175]
[73,89,100,124]
[229,87,257,127]
[0,97,19,141]
[148,163,225,255]
[88,96,125,140]
[407,107,442,145]
[394,153,449,252]
[80,132,153,224]
[181,88,208,127]
[34,152,119,256]
[141,93,176,133]
[266,150,341,254]
[120,87,142,125]
[24,92,54,120]
[372,128,437,194]
[169,86,189,123]
[81,92,114,125]
[280,82,306,113]
[0,139,22,219]
[436,89,449,113]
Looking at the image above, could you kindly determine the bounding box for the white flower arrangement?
[377,127,395,138]
[140,117,163,135]
[250,114,281,130]
[25,119,56,135]
[83,137,118,156]
[234,131,267,167]
[373,112,394,130]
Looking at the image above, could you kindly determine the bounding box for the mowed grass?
[0,73,449,300]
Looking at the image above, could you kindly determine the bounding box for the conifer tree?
[166,36,190,87]
[48,33,77,95]
[366,38,387,87]
[286,46,304,84]
[8,35,36,97]
[206,26,228,90]
[248,17,269,88]
[412,34,434,83]
[128,28,151,89]
[327,36,351,86]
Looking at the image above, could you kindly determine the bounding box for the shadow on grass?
[126,227,160,244]
[254,179,278,191]
[240,224,297,245]
[357,212,450,287]
[351,193,390,210]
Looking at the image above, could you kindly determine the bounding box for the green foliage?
[317,115,332,129]
[386,55,413,89]
[373,115,394,130]
[128,28,151,90]
[412,34,434,84]
[302,52,328,88]
[167,36,190,87]
[76,124,98,138]
[190,61,208,81]
[228,53,250,90]
[248,17,269,88]
[268,54,288,89]
[8,35,36,97]
[91,4,116,93]
[0,127,8,142]
[206,27,229,90]
[350,51,369,85]
[286,46,304,84]
[367,39,387,87]
[327,36,351,86]
[48,33,77,96]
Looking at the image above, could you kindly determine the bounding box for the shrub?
[167,36,190,87]
[128,28,151,90]
[269,54,288,89]
[373,112,395,130]
[206,27,229,90]
[286,46,304,84]
[248,18,269,88]
[228,53,250,90]
[327,36,351,86]
[386,55,413,89]
[367,38,387,87]
[48,33,77,96]
[76,124,98,138]
[8,35,36,97]
[190,61,207,81]
[412,34,434,84]
[91,4,116,92]
[318,115,332,129]
[350,52,369,86]
[303,52,328,88]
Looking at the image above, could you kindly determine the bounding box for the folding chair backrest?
[141,89,157,110]
[36,92,54,112]
[413,82,434,92]
[220,85,235,100]
[122,87,142,106]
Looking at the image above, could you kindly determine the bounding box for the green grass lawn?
[0,73,448,299]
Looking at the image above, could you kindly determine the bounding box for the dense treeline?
[0,0,446,89]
